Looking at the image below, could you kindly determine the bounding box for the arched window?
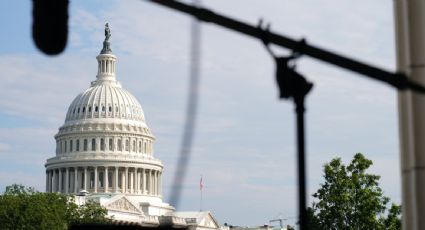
[143,142,147,153]
[83,139,88,151]
[76,140,80,151]
[100,138,105,151]
[82,107,85,112]
[89,106,92,112]
[109,106,112,112]
[70,140,73,152]
[65,141,67,152]
[132,140,136,152]
[77,108,80,113]
[125,139,129,151]
[117,139,122,151]
[109,139,113,151]
[102,106,105,112]
[95,106,99,112]
[91,138,96,151]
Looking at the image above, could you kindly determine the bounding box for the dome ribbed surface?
[65,83,145,123]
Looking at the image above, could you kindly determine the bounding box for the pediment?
[106,196,141,214]
[199,213,219,228]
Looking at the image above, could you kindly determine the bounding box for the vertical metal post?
[295,95,307,230]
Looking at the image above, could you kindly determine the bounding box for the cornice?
[45,153,163,169]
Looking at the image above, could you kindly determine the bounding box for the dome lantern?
[93,23,118,87]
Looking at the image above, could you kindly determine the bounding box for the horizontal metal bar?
[146,0,425,93]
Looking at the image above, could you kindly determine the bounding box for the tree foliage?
[380,203,402,230]
[0,184,110,230]
[308,153,401,230]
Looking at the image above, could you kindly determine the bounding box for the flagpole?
[200,187,203,211]
[200,175,203,211]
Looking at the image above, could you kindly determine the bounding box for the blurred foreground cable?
[169,0,202,208]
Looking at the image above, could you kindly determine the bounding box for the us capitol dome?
[44,24,221,228]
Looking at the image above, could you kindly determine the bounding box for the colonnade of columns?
[46,166,162,196]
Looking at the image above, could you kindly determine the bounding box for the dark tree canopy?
[0,184,111,230]
[308,153,401,230]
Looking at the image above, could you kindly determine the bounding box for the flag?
[200,176,203,191]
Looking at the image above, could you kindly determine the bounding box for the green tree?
[309,153,400,230]
[0,184,110,230]
[380,203,402,230]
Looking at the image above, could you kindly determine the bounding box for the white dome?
[65,83,146,124]
[63,52,147,127]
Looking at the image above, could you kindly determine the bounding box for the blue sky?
[0,0,400,227]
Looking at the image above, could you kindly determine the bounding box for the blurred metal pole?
[395,1,425,229]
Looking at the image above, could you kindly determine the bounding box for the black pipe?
[296,95,307,230]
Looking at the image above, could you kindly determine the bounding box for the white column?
[125,167,129,193]
[130,169,134,193]
[74,168,78,193]
[155,171,158,195]
[136,170,140,194]
[46,171,50,192]
[94,167,98,193]
[52,170,56,192]
[155,171,159,195]
[47,171,50,192]
[121,169,125,192]
[58,169,62,193]
[45,171,49,192]
[51,170,55,192]
[56,170,59,192]
[139,170,143,194]
[152,170,156,195]
[77,170,82,191]
[105,167,109,193]
[152,170,155,195]
[65,168,69,193]
[145,169,149,194]
[158,172,162,196]
[52,170,55,192]
[47,170,51,192]
[151,170,154,195]
[149,170,152,195]
[115,167,119,193]
[84,167,88,190]
[142,168,146,194]
[53,170,57,192]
